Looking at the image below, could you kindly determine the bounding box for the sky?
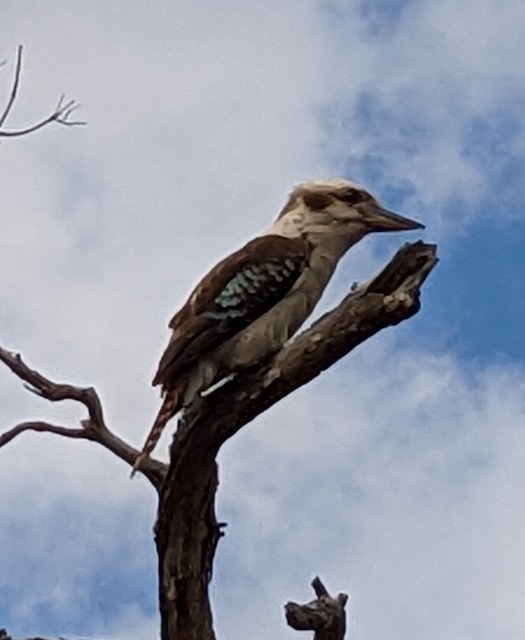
[0,1,524,639]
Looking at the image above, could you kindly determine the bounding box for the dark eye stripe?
[337,188,368,205]
[302,192,332,210]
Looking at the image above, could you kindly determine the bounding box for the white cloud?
[216,348,525,639]
[322,0,525,232]
[93,606,159,640]
[0,1,524,639]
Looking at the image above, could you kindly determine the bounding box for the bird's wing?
[152,234,311,386]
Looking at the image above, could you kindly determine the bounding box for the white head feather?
[263,177,373,239]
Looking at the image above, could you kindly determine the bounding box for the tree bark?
[0,43,440,640]
[285,576,348,640]
[154,241,437,640]
[155,449,220,640]
[0,241,437,640]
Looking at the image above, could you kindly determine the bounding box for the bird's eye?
[339,188,368,205]
[302,192,332,210]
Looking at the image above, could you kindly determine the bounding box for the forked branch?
[285,576,348,640]
[0,45,85,138]
[0,241,437,640]
[0,346,166,489]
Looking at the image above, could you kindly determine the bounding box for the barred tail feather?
[130,388,183,478]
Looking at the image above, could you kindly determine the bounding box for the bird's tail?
[130,387,183,478]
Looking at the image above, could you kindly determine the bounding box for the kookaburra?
[132,178,423,474]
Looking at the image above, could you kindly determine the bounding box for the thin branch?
[0,45,86,138]
[0,346,166,489]
[0,94,86,137]
[0,421,86,448]
[0,45,22,129]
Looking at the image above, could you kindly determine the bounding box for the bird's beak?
[361,203,424,232]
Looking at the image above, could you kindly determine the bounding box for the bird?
[131,178,423,475]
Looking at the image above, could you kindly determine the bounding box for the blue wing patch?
[207,258,302,320]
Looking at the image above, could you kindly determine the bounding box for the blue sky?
[1,1,525,639]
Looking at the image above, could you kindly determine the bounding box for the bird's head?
[267,178,423,248]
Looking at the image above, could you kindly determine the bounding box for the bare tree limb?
[285,576,348,640]
[0,45,85,138]
[0,421,86,447]
[154,240,438,640]
[0,241,437,640]
[0,346,166,489]
[181,240,438,449]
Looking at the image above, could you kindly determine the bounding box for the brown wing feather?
[153,234,311,387]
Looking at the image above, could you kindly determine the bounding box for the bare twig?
[0,421,86,448]
[0,346,166,488]
[0,45,22,129]
[0,45,86,138]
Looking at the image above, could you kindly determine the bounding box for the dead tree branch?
[285,576,348,640]
[179,240,436,448]
[154,240,438,640]
[0,45,85,138]
[0,346,166,489]
[0,240,437,640]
